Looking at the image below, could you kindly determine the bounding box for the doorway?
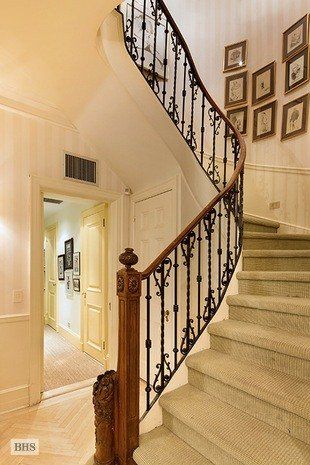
[43,196,108,395]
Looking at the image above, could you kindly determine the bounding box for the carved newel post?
[116,248,141,465]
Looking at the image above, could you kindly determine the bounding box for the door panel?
[82,205,107,364]
[133,190,175,380]
[45,225,57,330]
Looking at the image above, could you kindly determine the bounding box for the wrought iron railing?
[93,2,246,464]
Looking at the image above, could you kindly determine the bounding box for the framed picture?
[253,100,277,141]
[281,93,309,141]
[252,61,276,105]
[58,254,65,281]
[126,3,169,79]
[283,14,309,62]
[224,40,247,73]
[73,252,80,276]
[73,278,80,292]
[285,47,309,94]
[227,106,248,135]
[64,238,74,270]
[225,71,247,108]
[65,270,74,298]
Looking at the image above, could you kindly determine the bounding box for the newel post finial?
[116,248,141,464]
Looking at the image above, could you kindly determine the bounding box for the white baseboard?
[58,324,83,351]
[245,213,310,235]
[0,385,29,414]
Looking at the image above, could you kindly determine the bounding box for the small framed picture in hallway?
[252,61,276,105]
[73,252,80,276]
[225,71,248,108]
[58,254,65,280]
[227,106,248,135]
[223,40,247,73]
[281,93,309,141]
[65,270,74,298]
[64,238,74,270]
[285,47,309,94]
[253,100,277,141]
[283,14,309,62]
[73,278,80,292]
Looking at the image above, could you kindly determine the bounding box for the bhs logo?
[10,439,39,455]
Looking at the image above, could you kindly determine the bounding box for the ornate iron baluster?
[203,209,217,322]
[200,94,206,166]
[197,222,203,333]
[181,55,188,134]
[145,277,152,411]
[180,232,196,355]
[173,247,179,370]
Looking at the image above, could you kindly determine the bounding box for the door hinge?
[102,218,106,227]
[102,341,106,350]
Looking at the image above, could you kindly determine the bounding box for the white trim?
[57,323,83,351]
[245,213,310,234]
[30,175,126,406]
[0,314,29,323]
[215,156,310,175]
[0,385,29,414]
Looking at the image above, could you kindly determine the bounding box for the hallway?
[44,326,104,392]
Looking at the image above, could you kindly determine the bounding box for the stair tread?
[208,320,310,359]
[243,249,310,257]
[243,214,280,229]
[160,384,310,465]
[134,426,212,465]
[227,294,310,315]
[186,349,310,420]
[237,270,310,282]
[244,232,310,240]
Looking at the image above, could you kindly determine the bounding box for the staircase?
[134,216,310,465]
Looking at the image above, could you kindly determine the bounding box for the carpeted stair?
[134,215,310,465]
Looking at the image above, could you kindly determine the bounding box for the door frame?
[44,222,58,330]
[30,175,128,405]
[81,203,108,364]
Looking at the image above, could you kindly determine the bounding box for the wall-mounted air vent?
[44,198,63,205]
[64,153,98,185]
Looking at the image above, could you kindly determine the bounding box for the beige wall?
[167,0,310,230]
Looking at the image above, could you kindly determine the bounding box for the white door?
[45,225,57,330]
[82,204,107,365]
[133,190,176,381]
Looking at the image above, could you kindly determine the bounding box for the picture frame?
[281,93,309,141]
[223,40,247,73]
[227,106,248,136]
[65,270,74,298]
[225,71,248,108]
[126,3,170,80]
[253,100,277,142]
[285,47,309,94]
[73,252,80,276]
[58,254,65,281]
[73,278,80,292]
[283,14,309,62]
[252,61,276,105]
[64,238,74,270]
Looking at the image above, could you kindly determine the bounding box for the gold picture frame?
[253,100,277,142]
[252,61,276,105]
[227,106,248,136]
[283,14,309,62]
[225,71,248,108]
[281,93,309,141]
[223,40,247,73]
[285,47,309,94]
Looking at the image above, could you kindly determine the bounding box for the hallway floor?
[44,326,104,392]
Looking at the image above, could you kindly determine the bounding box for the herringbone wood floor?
[0,387,95,465]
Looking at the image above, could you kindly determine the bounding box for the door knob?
[165,310,170,322]
[82,292,86,298]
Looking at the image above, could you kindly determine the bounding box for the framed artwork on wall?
[253,100,277,141]
[73,278,80,292]
[64,238,74,270]
[281,93,309,141]
[73,252,80,276]
[223,40,247,73]
[252,61,276,105]
[65,270,74,298]
[58,254,65,281]
[285,47,309,93]
[283,14,309,62]
[227,106,248,135]
[225,71,248,108]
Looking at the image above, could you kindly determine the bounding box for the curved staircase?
[134,216,310,465]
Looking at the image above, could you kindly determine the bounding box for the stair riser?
[243,256,310,271]
[229,306,310,335]
[238,278,310,298]
[244,238,310,250]
[244,223,278,233]
[210,335,310,381]
[188,368,310,445]
[163,411,243,465]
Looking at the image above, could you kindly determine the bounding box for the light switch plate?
[13,290,23,303]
